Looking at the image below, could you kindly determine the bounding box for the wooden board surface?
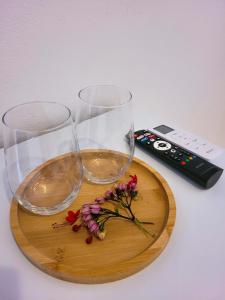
[10,154,176,284]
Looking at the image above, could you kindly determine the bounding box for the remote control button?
[134,134,138,138]
[184,151,190,156]
[185,159,190,162]
[174,146,179,149]
[164,151,169,155]
[170,149,176,153]
[147,141,150,145]
[149,134,156,139]
[178,153,183,157]
[159,143,167,147]
[156,137,161,140]
[153,141,172,151]
[181,161,186,166]
[144,133,151,136]
[137,135,144,140]
[150,138,155,142]
[189,156,193,160]
[170,154,175,158]
[140,137,148,143]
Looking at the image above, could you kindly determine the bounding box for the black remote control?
[131,129,223,189]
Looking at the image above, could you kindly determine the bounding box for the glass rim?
[78,84,133,108]
[2,101,72,133]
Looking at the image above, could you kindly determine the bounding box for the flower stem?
[140,221,154,225]
[134,218,156,238]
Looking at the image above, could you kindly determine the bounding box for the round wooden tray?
[10,155,176,284]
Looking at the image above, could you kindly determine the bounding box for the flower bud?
[105,189,113,199]
[117,183,127,191]
[96,230,106,240]
[95,197,105,204]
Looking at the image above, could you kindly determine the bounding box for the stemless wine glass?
[75,85,134,184]
[2,101,83,215]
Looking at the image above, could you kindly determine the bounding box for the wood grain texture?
[10,154,176,284]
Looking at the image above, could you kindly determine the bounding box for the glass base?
[15,190,79,215]
[84,168,128,185]
[81,150,132,184]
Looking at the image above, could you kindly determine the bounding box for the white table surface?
[1,113,225,300]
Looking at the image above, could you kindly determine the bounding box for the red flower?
[65,210,80,224]
[85,235,93,244]
[72,224,81,232]
[127,175,138,190]
[130,175,137,183]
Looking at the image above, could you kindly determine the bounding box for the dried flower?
[65,210,80,224]
[96,230,106,240]
[117,183,127,191]
[95,197,105,204]
[82,214,92,222]
[52,175,155,244]
[81,205,91,215]
[105,189,113,199]
[127,175,137,191]
[89,204,101,214]
[72,224,81,232]
[87,220,99,233]
[85,235,93,244]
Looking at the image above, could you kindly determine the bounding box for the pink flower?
[88,220,99,233]
[82,214,92,222]
[90,204,101,214]
[87,220,96,228]
[117,183,127,191]
[81,205,91,215]
[95,197,105,204]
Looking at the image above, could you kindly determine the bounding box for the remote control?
[149,124,224,161]
[132,129,223,189]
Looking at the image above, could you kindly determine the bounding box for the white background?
[1,0,225,147]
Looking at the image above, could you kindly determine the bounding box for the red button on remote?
[181,161,186,166]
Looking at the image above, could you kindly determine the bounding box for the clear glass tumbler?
[2,101,83,215]
[75,85,134,184]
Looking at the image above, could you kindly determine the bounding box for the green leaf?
[99,223,105,231]
[114,207,119,215]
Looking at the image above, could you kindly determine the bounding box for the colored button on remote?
[140,137,148,142]
[137,135,144,140]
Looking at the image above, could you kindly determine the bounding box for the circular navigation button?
[153,140,172,151]
[158,142,167,148]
